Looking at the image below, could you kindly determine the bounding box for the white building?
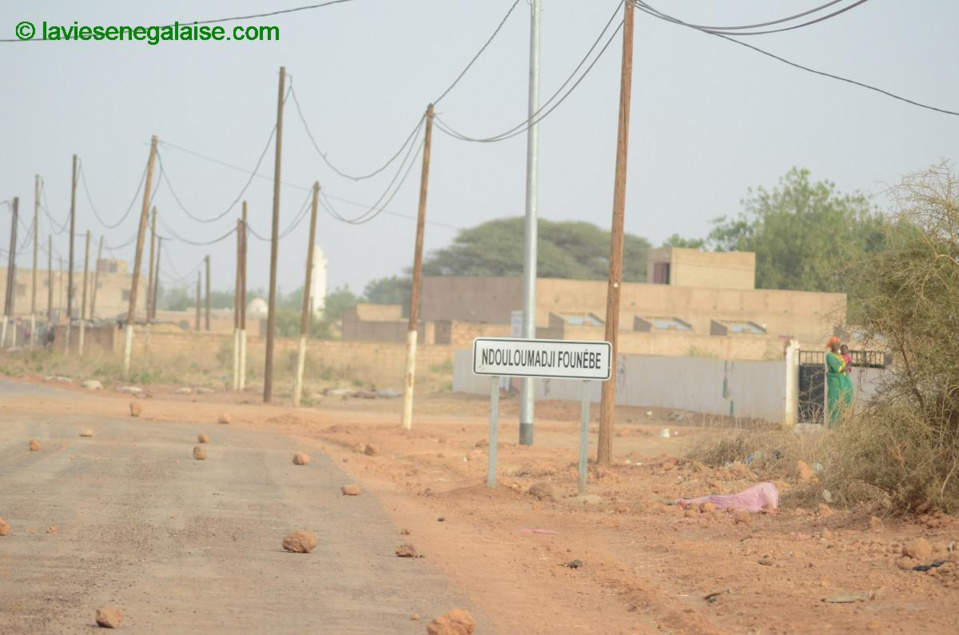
[309,246,327,317]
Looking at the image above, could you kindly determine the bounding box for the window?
[652,262,671,284]
[711,320,766,335]
[634,316,692,332]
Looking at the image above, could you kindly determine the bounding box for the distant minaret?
[309,246,327,317]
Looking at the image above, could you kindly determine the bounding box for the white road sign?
[472,337,612,381]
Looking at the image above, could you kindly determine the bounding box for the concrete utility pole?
[90,236,103,320]
[122,135,158,381]
[239,203,248,391]
[401,104,435,430]
[519,0,543,446]
[264,65,286,404]
[31,176,39,346]
[4,197,19,346]
[294,182,320,407]
[233,219,242,390]
[67,154,77,351]
[146,208,156,325]
[47,235,53,324]
[205,255,211,331]
[597,0,635,465]
[195,271,201,331]
[152,237,161,320]
[79,231,90,358]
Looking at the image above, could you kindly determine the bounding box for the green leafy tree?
[363,276,411,316]
[662,233,706,249]
[422,218,651,281]
[707,168,884,293]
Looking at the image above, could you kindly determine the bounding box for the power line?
[636,2,959,117]
[38,180,69,235]
[78,159,147,229]
[248,187,314,241]
[634,0,871,35]
[436,0,625,143]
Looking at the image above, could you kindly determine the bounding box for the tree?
[662,233,705,249]
[707,168,884,293]
[422,218,651,281]
[364,276,411,316]
[322,285,359,323]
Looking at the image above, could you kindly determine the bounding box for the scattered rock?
[427,609,476,635]
[95,607,124,629]
[193,446,207,461]
[902,538,932,561]
[45,374,72,383]
[327,388,354,397]
[869,516,883,531]
[821,528,834,540]
[81,379,103,390]
[437,516,446,522]
[896,557,915,571]
[822,591,874,604]
[196,387,216,395]
[474,439,488,448]
[129,401,142,417]
[822,489,834,503]
[80,429,95,438]
[699,502,716,513]
[411,613,421,621]
[0,518,9,536]
[217,413,231,425]
[400,528,411,536]
[28,439,40,452]
[758,555,775,566]
[117,386,142,395]
[661,461,676,472]
[395,543,419,558]
[363,443,379,456]
[354,389,377,399]
[293,452,311,466]
[341,484,362,496]
[47,526,58,534]
[562,559,584,569]
[377,389,401,398]
[282,530,317,553]
[796,460,815,482]
[528,482,555,502]
[175,387,193,395]
[818,503,833,517]
[564,494,603,506]
[198,434,210,444]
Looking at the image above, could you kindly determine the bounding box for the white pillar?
[293,335,307,407]
[783,339,800,428]
[238,329,247,391]
[401,330,418,429]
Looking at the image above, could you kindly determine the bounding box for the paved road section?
[0,384,481,633]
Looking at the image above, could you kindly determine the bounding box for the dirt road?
[0,381,480,634]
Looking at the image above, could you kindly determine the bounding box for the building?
[0,258,145,321]
[345,249,847,361]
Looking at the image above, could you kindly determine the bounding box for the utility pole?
[122,135,158,381]
[598,0,635,466]
[31,176,39,346]
[79,230,90,358]
[294,182,320,407]
[47,235,53,324]
[233,219,242,390]
[67,154,77,352]
[3,197,19,346]
[152,237,161,320]
[264,65,286,403]
[146,208,156,326]
[195,271,201,331]
[519,0,543,446]
[239,203,248,391]
[401,103,435,430]
[205,255,211,331]
[90,236,103,320]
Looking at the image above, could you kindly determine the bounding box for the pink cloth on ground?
[677,482,779,512]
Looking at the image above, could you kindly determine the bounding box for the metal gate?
[798,350,826,424]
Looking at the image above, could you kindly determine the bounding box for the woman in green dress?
[826,337,849,426]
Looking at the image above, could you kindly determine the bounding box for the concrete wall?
[454,350,788,422]
[646,247,756,290]
[0,266,146,321]
[434,320,510,349]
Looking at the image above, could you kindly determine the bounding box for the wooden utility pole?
[239,203,248,391]
[79,231,90,357]
[47,235,53,324]
[597,0,635,466]
[67,154,77,351]
[3,197,19,346]
[122,136,158,380]
[195,271,201,331]
[401,104,435,430]
[152,237,161,320]
[90,236,103,320]
[205,255,211,331]
[31,176,39,346]
[233,219,242,390]
[264,65,286,403]
[293,182,320,407]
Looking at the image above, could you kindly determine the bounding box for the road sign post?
[473,337,611,491]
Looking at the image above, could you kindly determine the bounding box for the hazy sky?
[2,1,957,300]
